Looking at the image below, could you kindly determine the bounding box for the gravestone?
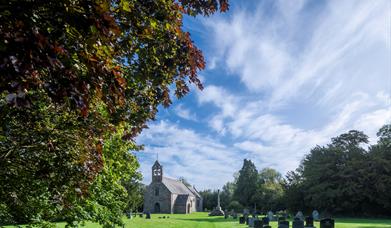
[127,211,132,219]
[246,216,249,225]
[267,211,274,221]
[295,211,304,221]
[278,220,289,228]
[293,220,304,228]
[145,212,151,219]
[139,213,143,218]
[239,216,245,224]
[254,220,262,228]
[224,210,229,219]
[305,216,314,228]
[320,218,334,228]
[312,210,320,221]
[232,212,238,219]
[262,217,270,225]
[248,217,255,227]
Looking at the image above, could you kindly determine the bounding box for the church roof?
[162,177,195,196]
[186,185,201,198]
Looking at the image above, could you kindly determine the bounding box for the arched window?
[155,187,159,196]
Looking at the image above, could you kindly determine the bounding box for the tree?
[253,168,284,212]
[0,0,229,226]
[199,189,218,211]
[233,159,259,208]
[284,127,391,216]
[220,181,236,209]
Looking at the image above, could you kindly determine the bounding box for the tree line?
[200,125,391,217]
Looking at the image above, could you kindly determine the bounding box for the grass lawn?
[6,213,390,227]
[52,212,391,228]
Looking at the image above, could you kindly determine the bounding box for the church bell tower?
[152,160,163,182]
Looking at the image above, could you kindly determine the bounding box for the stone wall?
[144,182,172,213]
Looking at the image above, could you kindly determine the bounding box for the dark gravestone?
[139,213,143,218]
[320,218,335,228]
[224,213,229,219]
[254,220,262,228]
[262,217,270,225]
[239,216,245,224]
[145,212,151,219]
[305,216,314,227]
[293,220,304,228]
[278,220,289,228]
[246,217,249,225]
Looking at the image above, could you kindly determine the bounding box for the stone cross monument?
[208,189,225,216]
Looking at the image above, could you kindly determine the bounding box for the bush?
[227,201,243,211]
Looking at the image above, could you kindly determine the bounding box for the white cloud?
[137,120,242,190]
[136,0,390,189]
[205,0,389,109]
[174,104,198,121]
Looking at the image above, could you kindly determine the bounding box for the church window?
[155,187,159,196]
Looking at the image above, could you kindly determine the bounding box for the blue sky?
[136,0,390,190]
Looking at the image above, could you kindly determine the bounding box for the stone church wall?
[144,182,172,213]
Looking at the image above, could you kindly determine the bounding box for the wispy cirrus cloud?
[136,0,390,190]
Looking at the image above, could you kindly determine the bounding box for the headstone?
[254,220,262,228]
[312,210,320,221]
[278,220,289,228]
[248,217,255,227]
[295,211,304,221]
[243,208,250,215]
[293,220,304,228]
[246,216,249,225]
[320,218,334,228]
[145,212,151,219]
[127,212,132,219]
[267,211,274,221]
[232,212,238,219]
[224,210,229,219]
[305,216,314,227]
[239,216,245,224]
[262,217,270,225]
[139,213,143,218]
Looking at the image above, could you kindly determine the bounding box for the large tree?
[233,159,259,208]
[0,0,229,226]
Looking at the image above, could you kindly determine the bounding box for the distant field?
[53,212,391,228]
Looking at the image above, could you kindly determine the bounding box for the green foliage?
[233,159,259,207]
[227,201,243,211]
[0,0,229,226]
[284,125,391,216]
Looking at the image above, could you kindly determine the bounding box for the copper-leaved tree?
[0,0,228,226]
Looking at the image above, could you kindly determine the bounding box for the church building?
[143,160,203,214]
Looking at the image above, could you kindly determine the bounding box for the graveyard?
[46,213,391,227]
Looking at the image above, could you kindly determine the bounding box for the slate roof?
[186,185,201,198]
[162,177,195,196]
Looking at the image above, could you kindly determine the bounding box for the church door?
[154,202,160,213]
[187,204,190,214]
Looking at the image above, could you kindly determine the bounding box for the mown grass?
[6,212,391,227]
[56,212,391,228]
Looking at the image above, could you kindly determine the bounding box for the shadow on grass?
[174,216,238,223]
